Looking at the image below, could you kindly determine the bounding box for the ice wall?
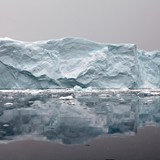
[0,37,159,89]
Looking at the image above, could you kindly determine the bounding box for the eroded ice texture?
[138,50,160,88]
[1,37,159,89]
[0,90,160,144]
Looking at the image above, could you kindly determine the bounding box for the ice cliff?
[0,37,159,89]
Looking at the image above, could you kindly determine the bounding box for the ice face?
[0,90,159,144]
[0,37,139,89]
[137,50,160,88]
[0,37,159,89]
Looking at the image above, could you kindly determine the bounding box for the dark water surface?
[0,126,160,160]
[0,89,160,160]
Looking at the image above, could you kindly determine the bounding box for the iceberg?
[138,50,160,88]
[0,37,159,89]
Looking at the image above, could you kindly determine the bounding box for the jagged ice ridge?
[0,37,160,89]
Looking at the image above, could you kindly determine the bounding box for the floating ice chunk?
[84,86,92,92]
[119,98,125,104]
[59,95,74,100]
[74,85,83,91]
[3,124,9,127]
[4,102,13,107]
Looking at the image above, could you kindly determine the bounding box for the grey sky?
[0,0,160,50]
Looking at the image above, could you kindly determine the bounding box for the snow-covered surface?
[1,37,159,89]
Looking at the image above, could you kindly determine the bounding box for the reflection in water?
[0,90,160,144]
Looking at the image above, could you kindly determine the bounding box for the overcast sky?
[0,0,159,50]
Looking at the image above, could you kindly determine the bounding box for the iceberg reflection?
[0,89,160,144]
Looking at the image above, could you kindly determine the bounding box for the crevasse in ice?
[0,37,159,89]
